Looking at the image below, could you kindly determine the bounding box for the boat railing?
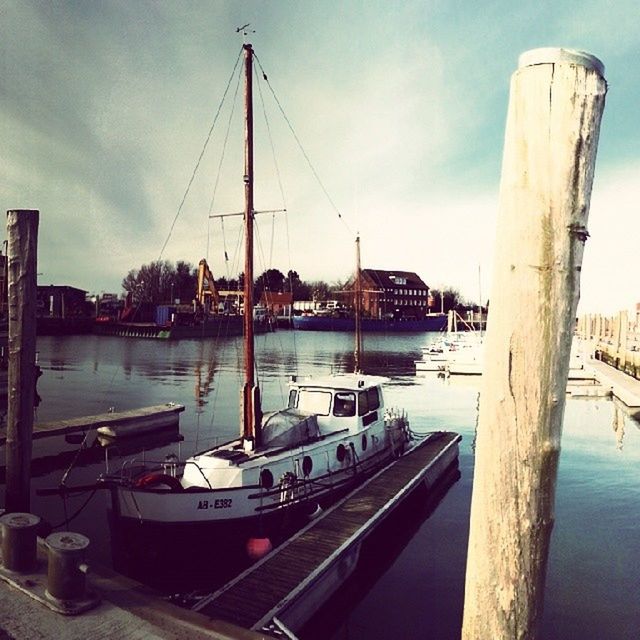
[109,456,213,490]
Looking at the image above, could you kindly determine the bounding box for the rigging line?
[207,60,244,225]
[158,47,244,261]
[253,53,354,238]
[255,64,287,211]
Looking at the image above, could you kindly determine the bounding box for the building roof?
[36,285,88,295]
[360,269,428,290]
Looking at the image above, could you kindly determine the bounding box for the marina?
[0,331,637,638]
[0,9,637,638]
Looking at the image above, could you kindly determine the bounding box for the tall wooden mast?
[241,43,261,449]
[354,235,363,373]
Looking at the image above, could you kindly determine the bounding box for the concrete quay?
[588,358,640,408]
[0,546,262,640]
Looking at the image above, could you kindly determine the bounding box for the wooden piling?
[461,49,606,639]
[5,210,39,513]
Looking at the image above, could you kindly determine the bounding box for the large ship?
[292,313,448,333]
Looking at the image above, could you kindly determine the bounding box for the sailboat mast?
[242,43,261,448]
[354,235,363,373]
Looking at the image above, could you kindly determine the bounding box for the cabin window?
[296,389,332,415]
[367,387,381,411]
[288,389,297,408]
[358,391,369,416]
[333,392,356,417]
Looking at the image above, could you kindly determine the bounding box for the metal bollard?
[45,531,90,602]
[0,512,40,573]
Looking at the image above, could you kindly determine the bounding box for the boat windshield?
[294,389,332,415]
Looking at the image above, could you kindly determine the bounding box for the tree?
[122,260,197,304]
[285,270,312,300]
[429,287,463,314]
[255,268,286,299]
[174,260,197,303]
[309,280,331,302]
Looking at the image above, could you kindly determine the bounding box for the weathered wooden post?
[619,310,629,370]
[462,49,606,639]
[5,210,39,513]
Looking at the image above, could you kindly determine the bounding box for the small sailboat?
[102,43,424,561]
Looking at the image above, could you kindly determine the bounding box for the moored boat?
[293,314,447,333]
[100,42,430,571]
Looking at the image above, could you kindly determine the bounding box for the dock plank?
[0,403,185,445]
[195,431,461,631]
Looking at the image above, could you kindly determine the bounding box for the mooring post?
[619,310,628,369]
[461,49,606,639]
[5,210,39,513]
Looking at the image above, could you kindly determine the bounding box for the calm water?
[11,332,640,639]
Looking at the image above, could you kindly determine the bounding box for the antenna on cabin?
[236,23,255,42]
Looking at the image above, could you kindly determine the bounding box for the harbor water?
[8,331,640,639]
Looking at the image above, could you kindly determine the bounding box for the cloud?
[0,0,638,312]
[579,162,640,315]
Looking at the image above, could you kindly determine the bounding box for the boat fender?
[134,472,183,492]
[247,537,273,560]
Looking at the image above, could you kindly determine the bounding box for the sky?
[1,0,639,315]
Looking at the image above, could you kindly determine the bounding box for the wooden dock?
[0,403,185,445]
[193,431,461,634]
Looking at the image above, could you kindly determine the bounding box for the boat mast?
[242,43,262,450]
[354,235,363,373]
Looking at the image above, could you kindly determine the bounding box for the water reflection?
[612,401,626,451]
[0,427,183,483]
[24,334,640,639]
[300,464,461,640]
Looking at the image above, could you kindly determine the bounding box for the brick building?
[343,269,431,320]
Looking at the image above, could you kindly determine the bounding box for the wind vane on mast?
[236,23,255,41]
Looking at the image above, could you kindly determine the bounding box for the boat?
[94,267,270,339]
[99,43,429,567]
[292,313,448,333]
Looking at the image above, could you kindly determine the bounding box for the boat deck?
[194,431,461,633]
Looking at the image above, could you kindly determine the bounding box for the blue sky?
[1,1,638,313]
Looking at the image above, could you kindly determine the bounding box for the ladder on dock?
[194,430,461,634]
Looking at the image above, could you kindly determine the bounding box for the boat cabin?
[287,374,387,435]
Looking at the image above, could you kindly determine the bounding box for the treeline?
[121,260,343,306]
[121,259,470,313]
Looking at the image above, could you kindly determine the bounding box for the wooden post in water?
[462,49,606,639]
[619,310,628,369]
[5,210,39,513]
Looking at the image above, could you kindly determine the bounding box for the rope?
[253,53,354,238]
[52,488,99,530]
[158,47,244,260]
[206,62,244,259]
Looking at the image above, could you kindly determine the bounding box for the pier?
[193,431,461,634]
[0,541,261,640]
[0,403,185,445]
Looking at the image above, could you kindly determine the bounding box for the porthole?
[361,433,368,451]
[302,456,313,476]
[336,444,347,462]
[260,468,274,489]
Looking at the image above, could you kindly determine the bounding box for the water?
[9,332,640,638]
